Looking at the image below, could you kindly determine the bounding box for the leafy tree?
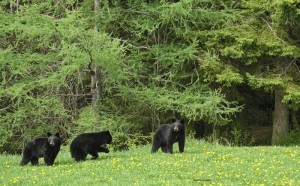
[240,0,300,145]
[0,1,125,152]
[97,0,242,126]
[174,0,300,145]
[99,0,300,145]
[7,0,297,152]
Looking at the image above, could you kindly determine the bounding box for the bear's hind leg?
[151,144,160,153]
[161,144,169,153]
[20,157,31,166]
[20,148,32,166]
[167,144,173,154]
[162,143,173,154]
[71,147,87,161]
[151,137,161,153]
[74,153,87,162]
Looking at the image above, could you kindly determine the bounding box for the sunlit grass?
[0,139,300,185]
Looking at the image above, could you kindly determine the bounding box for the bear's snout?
[49,141,55,146]
[173,126,179,132]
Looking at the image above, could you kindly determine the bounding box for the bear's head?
[104,130,113,144]
[99,130,113,144]
[47,132,61,147]
[171,119,184,132]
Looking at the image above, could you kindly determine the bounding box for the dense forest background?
[1,0,300,154]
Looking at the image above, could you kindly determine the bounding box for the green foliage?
[230,127,255,146]
[0,2,125,152]
[246,73,286,91]
[119,85,242,125]
[1,0,300,151]
[205,124,255,146]
[283,129,300,146]
[73,106,101,133]
[284,84,300,108]
[216,66,244,86]
[197,51,223,82]
[99,114,151,151]
[271,0,300,27]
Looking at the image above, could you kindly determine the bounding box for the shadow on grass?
[193,179,212,182]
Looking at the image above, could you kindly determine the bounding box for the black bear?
[151,119,185,154]
[20,132,61,166]
[70,130,112,161]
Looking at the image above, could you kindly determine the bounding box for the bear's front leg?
[88,150,99,160]
[178,136,185,153]
[97,145,110,153]
[44,156,54,166]
[31,157,39,166]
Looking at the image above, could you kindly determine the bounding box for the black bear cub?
[20,132,61,166]
[151,119,185,154]
[70,130,112,162]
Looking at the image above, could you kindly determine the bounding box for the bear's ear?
[47,132,52,137]
[180,119,184,124]
[55,132,60,137]
[171,118,176,123]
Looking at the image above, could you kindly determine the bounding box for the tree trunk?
[272,89,289,145]
[10,0,19,13]
[90,0,102,103]
[91,66,102,102]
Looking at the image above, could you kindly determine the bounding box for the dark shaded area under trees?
[1,0,300,154]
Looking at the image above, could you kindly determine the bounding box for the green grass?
[0,139,300,185]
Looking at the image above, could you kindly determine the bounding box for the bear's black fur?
[151,119,185,154]
[20,132,61,166]
[70,130,112,161]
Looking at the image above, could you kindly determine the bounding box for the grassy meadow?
[0,139,299,186]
